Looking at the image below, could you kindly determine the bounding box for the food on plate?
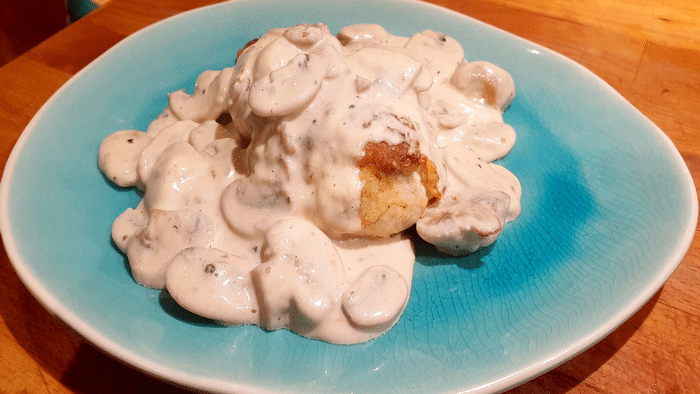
[98,23,521,344]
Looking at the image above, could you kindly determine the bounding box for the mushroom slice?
[126,209,214,289]
[98,129,152,188]
[348,47,426,97]
[342,265,408,329]
[143,141,209,213]
[416,188,511,255]
[251,217,346,333]
[405,30,464,82]
[220,177,290,238]
[451,60,515,112]
[459,122,517,163]
[248,52,326,117]
[138,120,200,185]
[168,67,236,122]
[337,23,394,46]
[283,23,327,48]
[112,201,148,252]
[165,247,259,325]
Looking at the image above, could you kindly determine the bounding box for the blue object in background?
[66,0,101,23]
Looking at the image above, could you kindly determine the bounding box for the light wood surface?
[1,0,698,393]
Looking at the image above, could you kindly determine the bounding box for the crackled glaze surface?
[0,0,696,393]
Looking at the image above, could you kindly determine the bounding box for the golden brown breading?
[358,141,441,237]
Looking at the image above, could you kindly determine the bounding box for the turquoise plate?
[1,0,696,392]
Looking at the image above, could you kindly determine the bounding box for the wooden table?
[1,0,698,392]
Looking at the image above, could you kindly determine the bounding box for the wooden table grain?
[1,0,698,393]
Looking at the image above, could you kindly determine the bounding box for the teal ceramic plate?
[1,0,696,392]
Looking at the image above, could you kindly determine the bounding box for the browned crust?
[358,141,422,174]
[480,79,497,107]
[357,141,442,235]
[419,157,441,205]
[236,38,259,63]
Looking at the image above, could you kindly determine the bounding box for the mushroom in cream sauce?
[98,23,521,344]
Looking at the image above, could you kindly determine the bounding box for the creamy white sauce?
[98,23,521,344]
